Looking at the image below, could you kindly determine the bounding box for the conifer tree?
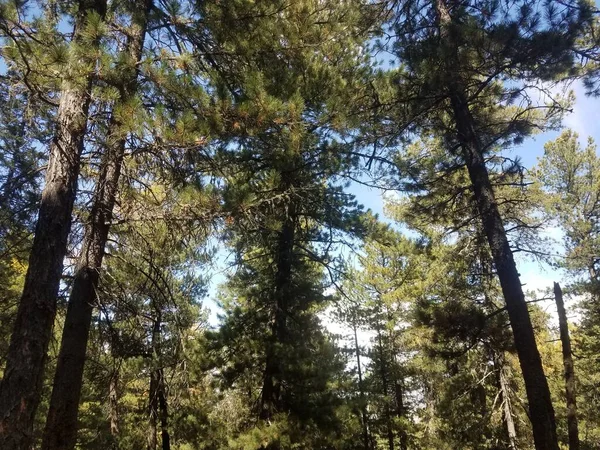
[354,232,425,450]
[373,1,592,447]
[40,0,152,447]
[0,72,49,360]
[383,131,559,448]
[1,0,598,448]
[535,130,600,447]
[213,121,371,447]
[0,1,108,447]
[553,282,579,450]
[78,180,210,450]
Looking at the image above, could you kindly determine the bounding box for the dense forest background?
[1,0,600,449]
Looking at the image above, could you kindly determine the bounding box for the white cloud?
[563,81,599,141]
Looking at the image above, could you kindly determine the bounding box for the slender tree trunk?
[451,86,558,449]
[497,354,518,450]
[394,381,408,450]
[433,2,559,448]
[148,317,161,450]
[352,319,371,450]
[108,368,120,450]
[377,330,394,450]
[40,4,150,449]
[260,209,296,421]
[148,369,159,450]
[0,2,107,448]
[158,369,170,450]
[147,307,169,450]
[260,352,278,420]
[554,282,580,450]
[451,87,558,450]
[387,308,407,450]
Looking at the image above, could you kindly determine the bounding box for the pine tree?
[373,1,592,447]
[535,130,600,447]
[0,1,108,447]
[352,231,425,450]
[553,282,579,450]
[41,1,152,448]
[213,123,370,448]
[0,71,50,362]
[86,181,209,449]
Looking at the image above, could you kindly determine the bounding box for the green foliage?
[1,0,599,449]
[535,130,600,449]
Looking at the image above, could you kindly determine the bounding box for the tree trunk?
[40,4,150,449]
[394,381,408,450]
[554,282,580,450]
[260,209,296,421]
[158,369,170,450]
[148,368,159,450]
[147,308,170,450]
[377,330,394,450]
[387,307,407,450]
[353,319,371,450]
[497,354,518,450]
[0,1,107,448]
[451,87,558,450]
[148,366,169,450]
[148,317,161,450]
[433,2,559,449]
[108,368,120,450]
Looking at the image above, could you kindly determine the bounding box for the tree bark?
[377,330,394,450]
[497,354,518,450]
[147,310,170,450]
[451,88,558,450]
[40,3,150,449]
[147,317,161,450]
[0,1,107,448]
[148,368,159,450]
[158,369,170,450]
[394,381,408,450]
[147,366,170,450]
[554,282,580,450]
[387,307,407,450]
[353,319,371,450]
[108,368,120,450]
[259,208,296,421]
[433,2,559,448]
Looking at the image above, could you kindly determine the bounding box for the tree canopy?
[1,1,600,449]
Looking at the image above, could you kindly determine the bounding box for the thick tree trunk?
[260,210,296,421]
[0,1,106,448]
[433,3,559,449]
[40,4,150,449]
[554,282,579,450]
[353,320,371,450]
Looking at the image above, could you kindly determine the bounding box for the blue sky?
[345,80,600,322]
[203,80,599,327]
